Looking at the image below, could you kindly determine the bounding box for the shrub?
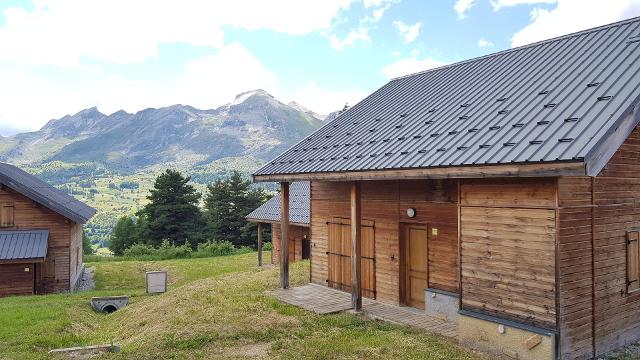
[196,241,234,257]
[123,243,157,257]
[263,242,272,251]
[157,240,192,260]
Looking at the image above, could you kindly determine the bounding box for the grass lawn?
[0,252,481,359]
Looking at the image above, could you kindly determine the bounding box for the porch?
[268,283,457,338]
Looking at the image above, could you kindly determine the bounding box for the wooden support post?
[280,182,290,289]
[351,181,362,311]
[257,222,263,267]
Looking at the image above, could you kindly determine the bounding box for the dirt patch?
[222,343,270,358]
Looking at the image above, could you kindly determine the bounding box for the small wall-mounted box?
[145,271,168,294]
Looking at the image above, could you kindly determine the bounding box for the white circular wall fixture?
[406,208,416,218]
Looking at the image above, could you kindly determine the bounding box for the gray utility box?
[91,296,129,313]
[146,271,168,294]
[425,288,459,323]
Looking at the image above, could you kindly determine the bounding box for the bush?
[263,242,272,251]
[157,240,192,260]
[196,241,234,257]
[123,243,156,257]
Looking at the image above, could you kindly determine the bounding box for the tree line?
[109,170,271,255]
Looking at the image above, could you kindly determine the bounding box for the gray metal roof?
[246,182,310,225]
[0,230,48,260]
[255,17,640,178]
[0,163,96,224]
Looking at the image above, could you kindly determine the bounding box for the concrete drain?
[91,296,129,313]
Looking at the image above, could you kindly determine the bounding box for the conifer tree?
[137,170,203,247]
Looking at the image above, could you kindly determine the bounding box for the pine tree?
[109,216,138,255]
[137,170,203,248]
[203,171,269,247]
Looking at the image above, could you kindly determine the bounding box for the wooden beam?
[350,181,362,311]
[280,182,290,289]
[257,222,263,267]
[253,161,586,182]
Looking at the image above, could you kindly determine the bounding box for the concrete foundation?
[458,311,555,360]
[425,288,459,323]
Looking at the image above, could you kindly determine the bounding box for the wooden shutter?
[0,202,14,227]
[326,218,376,298]
[627,230,640,293]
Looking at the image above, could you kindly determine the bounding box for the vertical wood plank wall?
[0,187,75,293]
[271,224,308,264]
[310,180,458,305]
[459,178,558,329]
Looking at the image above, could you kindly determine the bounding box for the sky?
[0,0,639,135]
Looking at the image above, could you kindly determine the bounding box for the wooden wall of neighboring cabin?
[271,223,309,264]
[0,186,76,294]
[310,179,458,305]
[69,223,84,289]
[459,178,558,329]
[555,127,640,359]
[592,132,640,355]
[557,176,594,360]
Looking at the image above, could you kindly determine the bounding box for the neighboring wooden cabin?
[253,18,640,360]
[246,182,310,265]
[0,163,96,297]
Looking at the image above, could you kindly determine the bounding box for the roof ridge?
[391,15,640,81]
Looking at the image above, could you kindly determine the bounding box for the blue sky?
[0,0,639,135]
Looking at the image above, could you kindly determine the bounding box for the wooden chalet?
[253,18,640,360]
[0,162,96,297]
[246,182,310,266]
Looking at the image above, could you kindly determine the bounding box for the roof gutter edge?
[252,161,586,183]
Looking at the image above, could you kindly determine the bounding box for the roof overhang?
[253,161,586,182]
[246,218,310,227]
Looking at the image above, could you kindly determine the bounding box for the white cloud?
[290,81,368,115]
[454,0,476,19]
[174,43,279,110]
[0,0,355,66]
[511,0,640,47]
[381,56,449,79]
[490,0,556,11]
[328,0,397,50]
[478,38,494,47]
[330,27,372,50]
[393,21,423,43]
[0,43,279,131]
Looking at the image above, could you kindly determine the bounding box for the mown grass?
[0,252,481,360]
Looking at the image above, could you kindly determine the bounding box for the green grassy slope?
[0,252,480,360]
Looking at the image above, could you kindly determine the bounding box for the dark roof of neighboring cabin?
[0,230,48,260]
[246,182,310,225]
[0,163,96,224]
[255,17,640,178]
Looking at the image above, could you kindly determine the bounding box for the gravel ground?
[76,267,96,292]
[600,342,640,360]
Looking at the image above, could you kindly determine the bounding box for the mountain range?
[0,90,333,245]
[0,89,328,173]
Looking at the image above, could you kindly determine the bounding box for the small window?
[0,202,14,227]
[627,230,640,293]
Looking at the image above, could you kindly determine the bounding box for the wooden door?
[0,264,35,297]
[402,224,428,309]
[327,218,376,298]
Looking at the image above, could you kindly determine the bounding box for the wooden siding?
[310,180,458,305]
[0,186,76,294]
[557,176,594,360]
[460,178,557,329]
[69,223,83,290]
[0,264,34,296]
[271,224,308,264]
[592,126,640,355]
